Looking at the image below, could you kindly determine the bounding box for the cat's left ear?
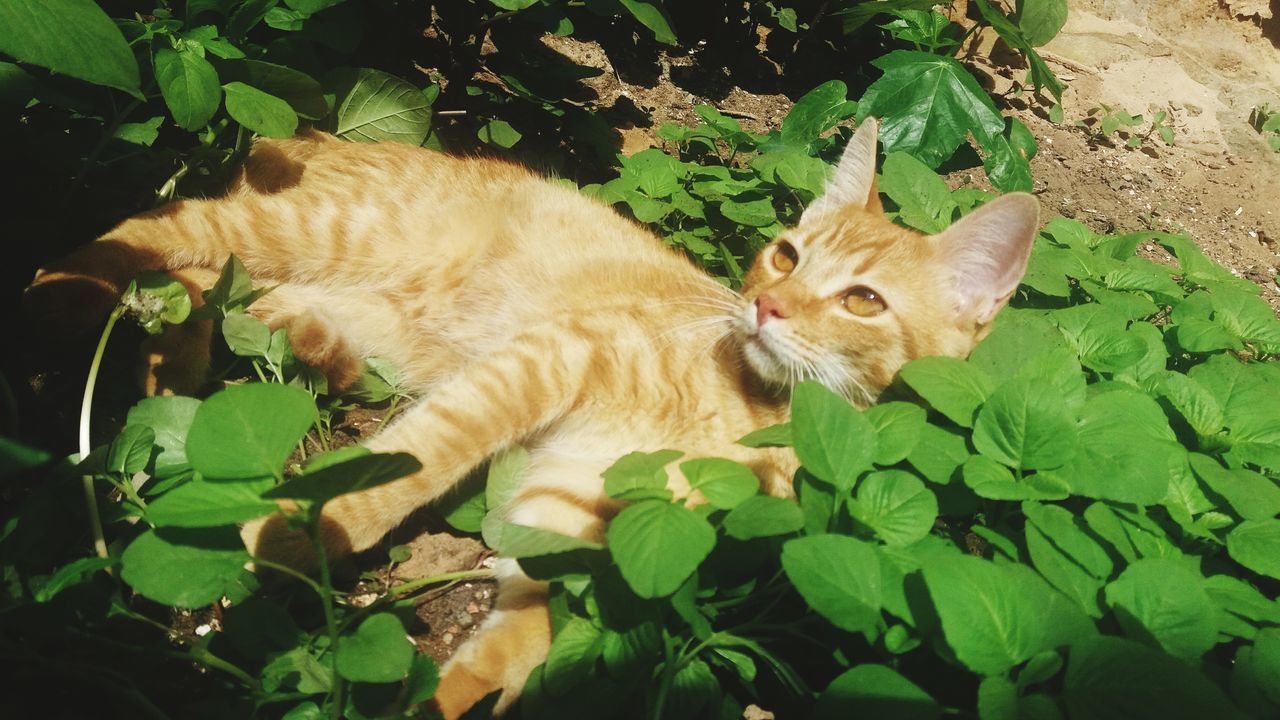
[801,118,882,224]
[937,193,1040,326]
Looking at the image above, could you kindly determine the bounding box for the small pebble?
[454,610,476,629]
[442,632,454,645]
[195,624,212,637]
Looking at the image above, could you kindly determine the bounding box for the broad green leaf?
[781,535,882,636]
[263,451,421,503]
[617,0,676,45]
[981,116,1036,193]
[1104,558,1217,660]
[922,555,1094,675]
[1023,501,1112,617]
[107,425,155,477]
[680,458,758,509]
[481,445,530,548]
[977,675,1019,720]
[1207,289,1280,353]
[667,657,718,719]
[719,197,777,227]
[121,527,250,608]
[127,396,201,477]
[496,523,602,558]
[1084,502,1180,563]
[218,59,330,119]
[330,68,433,145]
[1148,373,1225,436]
[971,0,1063,99]
[864,402,926,465]
[968,312,1072,384]
[812,664,941,720]
[478,119,522,148]
[335,613,414,683]
[1045,389,1181,505]
[877,152,957,233]
[601,622,661,679]
[113,116,164,147]
[1249,628,1280,706]
[963,456,1070,501]
[722,495,805,540]
[155,47,222,131]
[858,50,1005,168]
[1189,453,1280,522]
[973,377,1077,471]
[147,476,277,527]
[224,81,298,138]
[1019,0,1068,46]
[186,384,317,479]
[907,423,970,485]
[222,311,271,356]
[851,470,937,546]
[607,500,715,598]
[1204,574,1280,640]
[34,556,118,603]
[1063,635,1246,720]
[791,381,878,492]
[543,617,603,696]
[601,450,681,502]
[1049,304,1148,373]
[0,0,141,95]
[737,423,792,448]
[1227,520,1280,580]
[262,647,331,695]
[780,80,854,150]
[1190,356,1280,470]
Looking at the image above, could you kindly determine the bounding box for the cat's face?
[732,119,1039,405]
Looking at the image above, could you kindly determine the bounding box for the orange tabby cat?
[27,119,1038,717]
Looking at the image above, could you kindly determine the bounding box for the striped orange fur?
[27,120,1039,717]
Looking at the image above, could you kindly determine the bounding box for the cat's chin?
[739,333,795,388]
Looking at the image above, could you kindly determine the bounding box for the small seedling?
[1249,104,1280,151]
[1077,104,1175,147]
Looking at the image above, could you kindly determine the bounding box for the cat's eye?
[771,241,798,273]
[842,286,887,317]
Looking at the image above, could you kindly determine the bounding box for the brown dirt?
[369,0,1280,669]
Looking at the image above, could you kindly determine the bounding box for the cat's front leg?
[242,327,602,568]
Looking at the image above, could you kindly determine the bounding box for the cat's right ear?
[936,193,1040,328]
[800,118,881,224]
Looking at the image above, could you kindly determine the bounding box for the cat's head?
[735,118,1039,405]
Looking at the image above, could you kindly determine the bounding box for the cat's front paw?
[241,510,356,574]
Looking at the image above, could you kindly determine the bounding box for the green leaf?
[218,59,330,119]
[543,617,603,696]
[1019,0,1068,46]
[858,50,1005,168]
[0,61,35,109]
[812,664,941,720]
[263,451,421,504]
[155,47,222,131]
[977,675,1018,720]
[329,68,432,144]
[335,613,414,683]
[224,81,298,138]
[719,197,777,227]
[680,458,758,509]
[780,80,854,150]
[113,116,165,147]
[478,118,522,148]
[186,383,317,479]
[781,535,882,636]
[0,0,141,95]
[878,152,957,233]
[1227,520,1280,580]
[480,445,530,548]
[864,402,926,466]
[1063,635,1246,720]
[907,423,970,485]
[1189,454,1280,522]
[602,450,681,502]
[1023,501,1112,617]
[737,423,792,448]
[1104,558,1217,660]
[900,356,993,428]
[121,527,250,608]
[1043,389,1181,505]
[221,311,272,357]
[1149,373,1225,436]
[606,500,715,598]
[851,470,937,546]
[972,377,1078,471]
[1190,356,1280,470]
[791,381,878,492]
[35,556,118,602]
[497,523,602,558]
[963,455,1070,501]
[1049,304,1148,373]
[723,495,805,540]
[617,0,676,45]
[107,425,155,477]
[127,396,201,478]
[262,647,332,695]
[147,476,277,527]
[922,555,1094,675]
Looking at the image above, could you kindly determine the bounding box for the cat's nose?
[755,294,788,326]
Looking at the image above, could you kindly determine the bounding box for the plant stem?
[307,527,345,720]
[250,557,325,596]
[651,627,678,720]
[70,96,143,194]
[386,568,495,599]
[191,644,260,690]
[80,304,126,560]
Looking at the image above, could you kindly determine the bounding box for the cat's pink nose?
[755,294,788,326]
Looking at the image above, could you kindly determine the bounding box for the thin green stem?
[71,96,144,193]
[250,556,325,596]
[373,394,402,434]
[386,568,495,599]
[80,304,126,560]
[250,359,269,384]
[651,627,678,720]
[191,644,260,690]
[306,527,344,720]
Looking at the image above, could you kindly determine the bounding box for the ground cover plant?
[4,1,1280,719]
